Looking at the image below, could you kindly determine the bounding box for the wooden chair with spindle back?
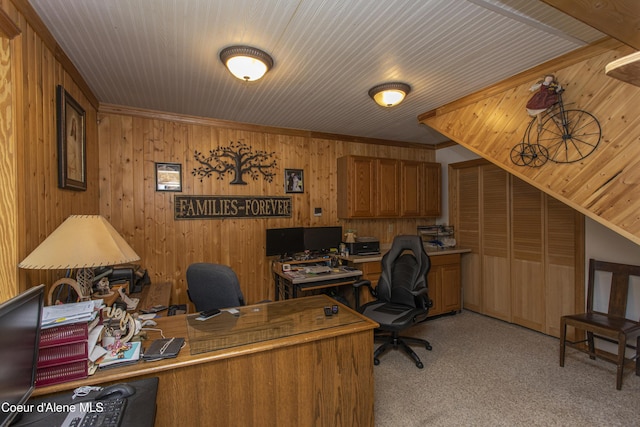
[559,259,640,390]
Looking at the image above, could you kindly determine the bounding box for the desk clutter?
[35,294,183,387]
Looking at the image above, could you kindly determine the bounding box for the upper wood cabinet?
[338,156,440,219]
[377,158,401,217]
[422,162,441,217]
[400,160,442,217]
[337,156,377,217]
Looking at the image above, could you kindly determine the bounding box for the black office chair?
[354,235,433,368]
[186,263,245,312]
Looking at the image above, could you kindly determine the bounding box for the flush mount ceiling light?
[368,82,411,107]
[220,45,274,82]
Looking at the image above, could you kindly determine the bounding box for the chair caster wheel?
[426,344,432,351]
[416,361,424,369]
[374,358,380,365]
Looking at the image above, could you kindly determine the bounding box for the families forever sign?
[174,196,292,219]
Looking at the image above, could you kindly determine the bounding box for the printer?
[345,237,380,256]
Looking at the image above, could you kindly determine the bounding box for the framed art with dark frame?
[285,168,304,193]
[57,85,86,191]
[156,162,182,192]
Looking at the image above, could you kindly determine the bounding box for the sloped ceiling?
[421,39,640,245]
[26,0,603,145]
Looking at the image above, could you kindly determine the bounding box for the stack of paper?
[41,300,102,329]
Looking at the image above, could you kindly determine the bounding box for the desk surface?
[33,295,377,396]
[343,247,472,263]
[279,265,362,284]
[186,294,366,354]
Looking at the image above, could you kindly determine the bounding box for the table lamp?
[18,215,140,304]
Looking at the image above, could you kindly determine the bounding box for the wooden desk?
[272,261,362,300]
[33,295,377,427]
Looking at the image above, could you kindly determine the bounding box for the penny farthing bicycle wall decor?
[511,74,601,167]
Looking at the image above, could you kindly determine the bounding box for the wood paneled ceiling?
[27,0,604,145]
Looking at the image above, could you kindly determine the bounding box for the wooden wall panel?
[0,1,100,298]
[0,35,17,301]
[98,108,436,305]
[421,39,640,247]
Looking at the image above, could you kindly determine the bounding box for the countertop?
[342,246,471,263]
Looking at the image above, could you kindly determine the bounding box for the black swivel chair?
[354,235,433,368]
[186,263,245,312]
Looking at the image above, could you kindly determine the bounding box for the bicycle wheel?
[536,109,601,163]
[510,143,548,167]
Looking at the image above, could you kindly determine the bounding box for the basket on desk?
[36,322,89,387]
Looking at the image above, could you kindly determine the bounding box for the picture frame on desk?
[56,85,86,191]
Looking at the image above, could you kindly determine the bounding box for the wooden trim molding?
[0,8,20,39]
[99,103,435,150]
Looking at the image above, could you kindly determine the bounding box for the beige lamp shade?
[18,215,140,270]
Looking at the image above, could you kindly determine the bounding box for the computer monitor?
[265,227,305,257]
[0,285,45,427]
[303,226,343,254]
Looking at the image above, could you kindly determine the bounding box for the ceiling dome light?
[220,45,274,82]
[368,82,411,107]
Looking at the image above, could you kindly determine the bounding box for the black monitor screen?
[266,227,305,257]
[303,226,343,253]
[0,285,44,427]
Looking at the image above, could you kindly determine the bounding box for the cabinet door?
[422,162,441,217]
[439,261,461,313]
[427,254,461,317]
[511,177,545,332]
[376,158,400,217]
[400,160,421,217]
[337,156,376,218]
[481,165,511,322]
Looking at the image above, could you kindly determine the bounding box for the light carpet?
[373,310,639,427]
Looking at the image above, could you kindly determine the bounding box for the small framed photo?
[57,85,86,191]
[285,169,304,193]
[156,162,182,192]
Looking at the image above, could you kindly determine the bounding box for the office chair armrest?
[353,279,371,289]
[410,288,432,310]
[410,287,428,297]
[353,279,374,310]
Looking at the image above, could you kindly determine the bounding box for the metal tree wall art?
[192,141,277,185]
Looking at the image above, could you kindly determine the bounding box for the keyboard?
[60,398,127,427]
[304,266,332,274]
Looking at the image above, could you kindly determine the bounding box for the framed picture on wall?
[156,162,182,192]
[56,85,86,191]
[285,169,304,193]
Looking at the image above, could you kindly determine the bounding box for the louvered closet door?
[456,166,482,312]
[545,197,583,338]
[511,177,545,331]
[481,165,511,322]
